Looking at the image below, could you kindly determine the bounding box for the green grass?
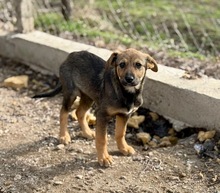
[34,0,220,58]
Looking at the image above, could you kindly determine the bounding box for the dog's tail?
[32,82,62,98]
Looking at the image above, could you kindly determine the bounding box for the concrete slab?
[0,31,112,75]
[0,30,219,130]
[145,66,220,129]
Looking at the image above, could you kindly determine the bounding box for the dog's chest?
[107,97,142,116]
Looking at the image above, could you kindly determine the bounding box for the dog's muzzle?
[121,73,139,87]
[125,74,135,84]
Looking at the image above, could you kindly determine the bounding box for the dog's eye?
[119,62,126,68]
[135,63,142,69]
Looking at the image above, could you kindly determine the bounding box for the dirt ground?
[0,59,220,193]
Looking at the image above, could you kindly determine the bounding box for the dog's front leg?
[95,114,113,167]
[115,115,135,155]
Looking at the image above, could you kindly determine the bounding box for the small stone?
[76,148,84,153]
[48,143,54,147]
[3,75,29,89]
[132,155,144,161]
[53,181,63,185]
[126,133,133,139]
[87,171,94,175]
[143,145,149,151]
[56,144,65,150]
[4,180,12,186]
[119,176,127,180]
[98,169,105,173]
[87,167,94,171]
[148,152,154,156]
[76,174,83,179]
[194,143,204,155]
[179,172,187,178]
[14,174,22,181]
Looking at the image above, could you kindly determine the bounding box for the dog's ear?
[146,54,158,72]
[106,52,118,68]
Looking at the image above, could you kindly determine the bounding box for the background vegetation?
[34,0,220,59]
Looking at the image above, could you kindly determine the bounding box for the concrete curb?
[0,30,219,131]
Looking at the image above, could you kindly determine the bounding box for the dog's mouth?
[121,78,140,87]
[121,80,138,87]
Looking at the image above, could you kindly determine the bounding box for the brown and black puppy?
[33,48,158,166]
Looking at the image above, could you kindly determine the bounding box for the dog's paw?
[98,154,113,167]
[119,145,136,156]
[81,130,95,139]
[59,133,71,145]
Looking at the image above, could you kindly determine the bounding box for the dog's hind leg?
[76,93,95,139]
[59,93,76,145]
[115,115,136,155]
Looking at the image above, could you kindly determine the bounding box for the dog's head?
[106,48,158,93]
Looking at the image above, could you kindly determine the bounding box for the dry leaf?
[70,109,77,120]
[71,96,80,109]
[168,128,176,136]
[149,112,159,121]
[127,115,145,129]
[70,109,96,125]
[86,113,96,125]
[148,140,158,148]
[198,130,216,142]
[136,132,151,145]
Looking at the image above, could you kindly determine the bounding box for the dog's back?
[60,51,105,102]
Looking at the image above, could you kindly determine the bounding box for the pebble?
[77,148,84,153]
[76,174,83,179]
[132,155,144,161]
[56,144,65,150]
[126,133,133,139]
[98,169,105,173]
[119,176,127,180]
[14,174,22,181]
[87,171,94,175]
[53,181,63,185]
[3,75,29,89]
[4,180,12,186]
[48,142,55,147]
[87,167,94,171]
[142,145,149,151]
[148,152,154,157]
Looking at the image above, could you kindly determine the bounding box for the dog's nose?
[125,74,135,83]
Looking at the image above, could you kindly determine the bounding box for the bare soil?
[0,59,220,193]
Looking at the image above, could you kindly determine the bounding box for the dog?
[33,48,158,167]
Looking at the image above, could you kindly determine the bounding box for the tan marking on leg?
[95,117,112,167]
[115,115,135,155]
[59,106,71,144]
[76,95,95,139]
